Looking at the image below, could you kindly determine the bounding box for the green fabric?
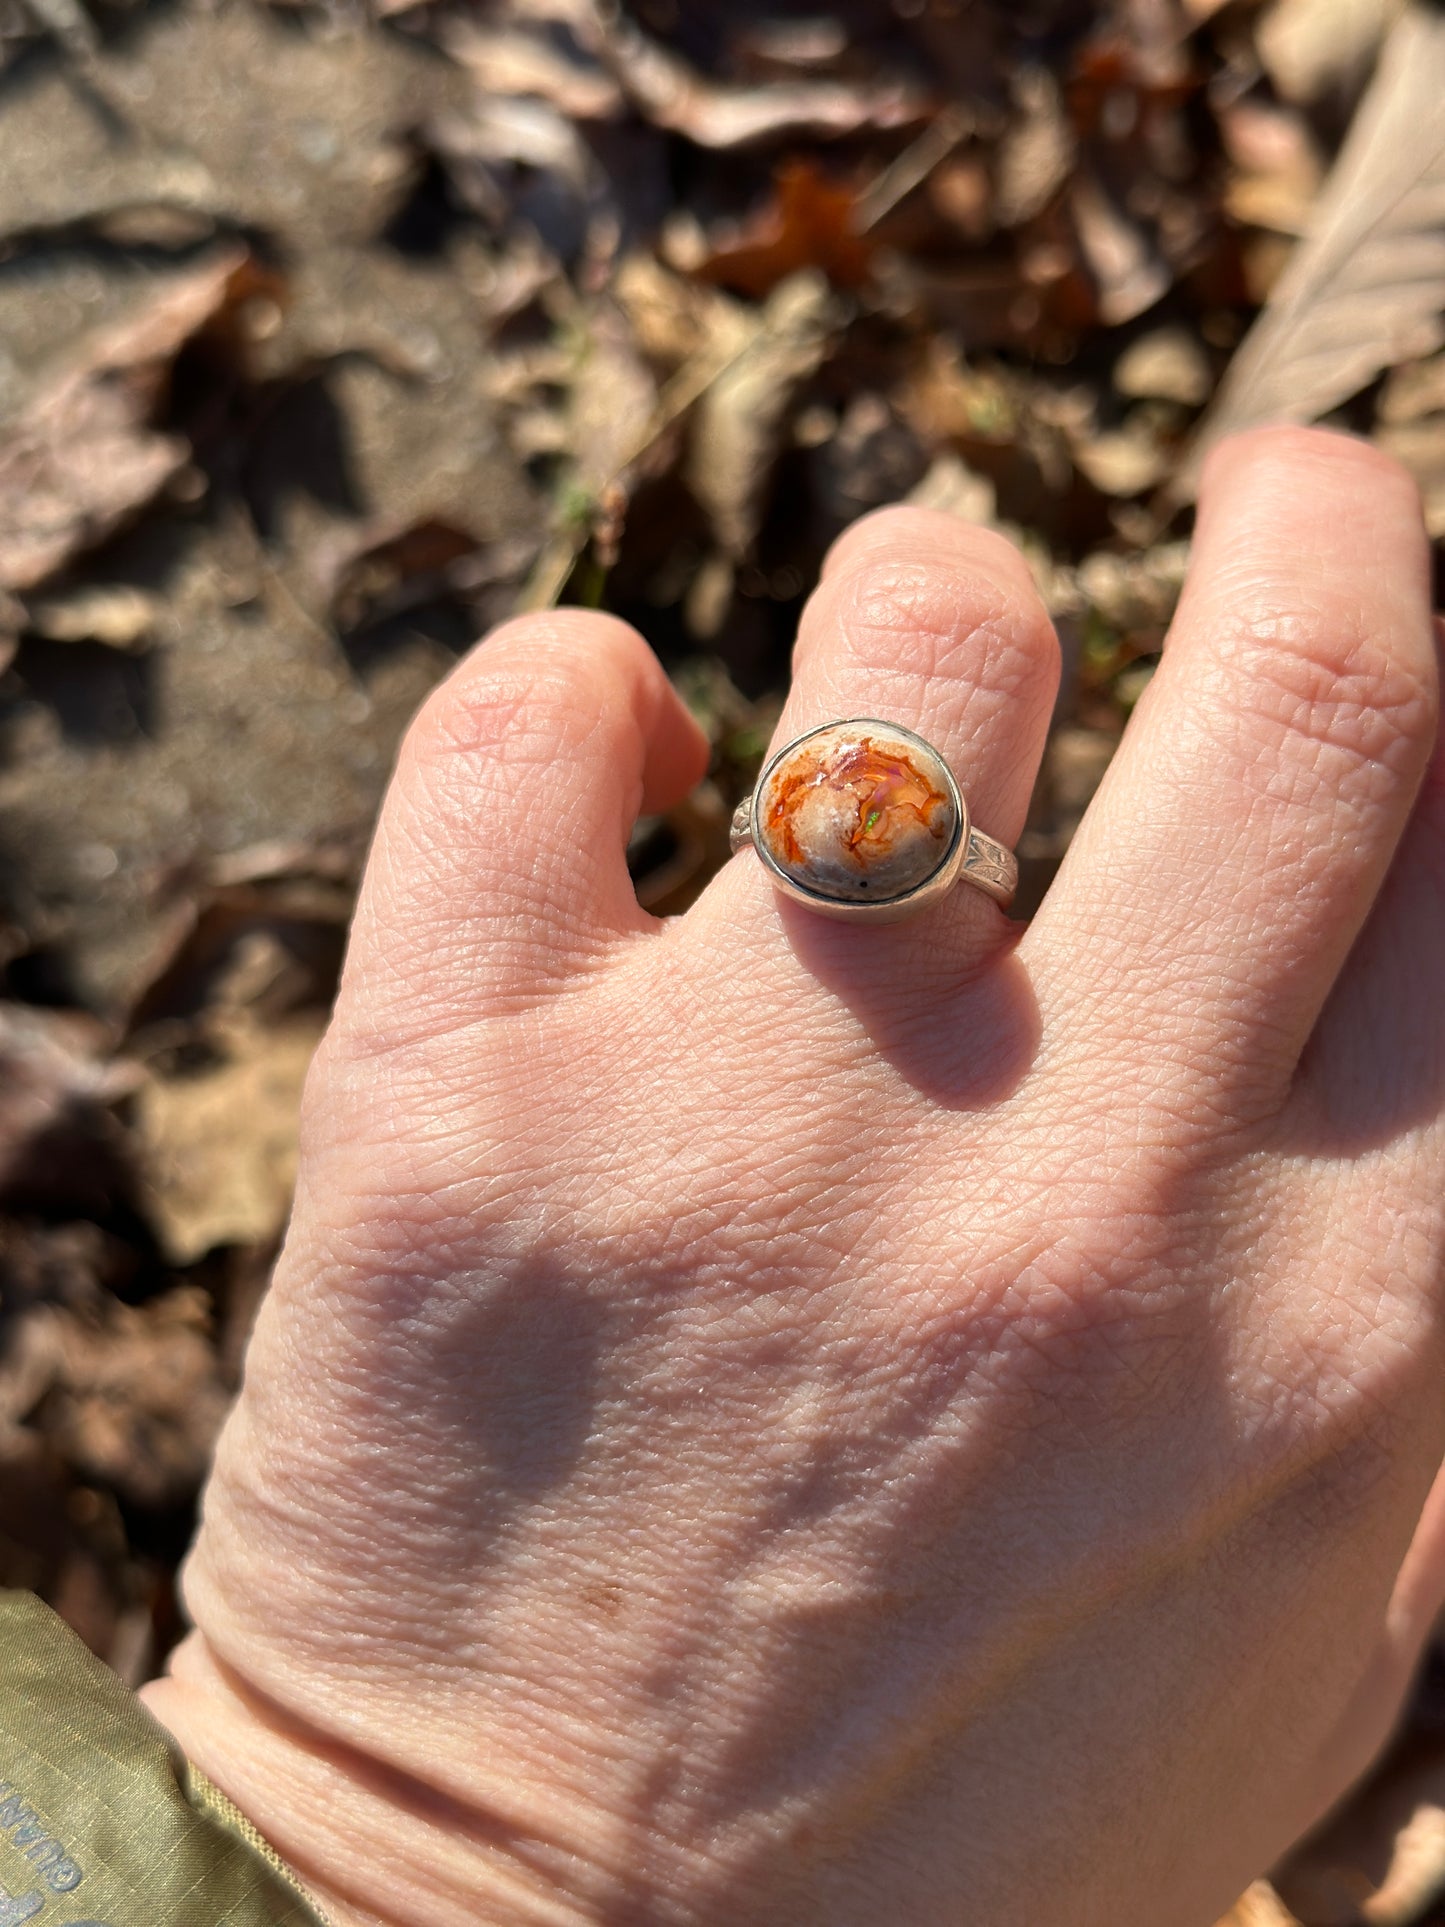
[0,1592,325,1927]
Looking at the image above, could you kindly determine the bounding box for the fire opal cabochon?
[755,723,960,905]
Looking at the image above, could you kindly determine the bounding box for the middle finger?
[1025,426,1439,1127]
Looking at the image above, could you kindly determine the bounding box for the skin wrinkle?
[796,590,1052,788]
[172,1643,618,1924]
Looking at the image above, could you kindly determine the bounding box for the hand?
[143,426,1445,1927]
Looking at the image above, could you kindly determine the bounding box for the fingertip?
[820,506,1034,597]
[412,607,700,808]
[1184,425,1438,703]
[484,609,708,812]
[1199,426,1427,544]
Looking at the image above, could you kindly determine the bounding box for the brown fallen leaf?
[446,0,923,149]
[0,250,253,593]
[696,158,876,299]
[0,1004,134,1214]
[687,271,838,567]
[1219,96,1327,239]
[25,584,158,650]
[441,15,624,122]
[1072,420,1175,495]
[812,393,929,522]
[1115,326,1213,405]
[1379,351,1445,421]
[614,253,739,369]
[568,297,661,498]
[907,451,1000,526]
[995,68,1076,227]
[136,1012,324,1264]
[320,517,512,639]
[1069,165,1173,325]
[519,265,758,612]
[41,1288,232,1511]
[1179,3,1445,494]
[589,4,925,149]
[1077,541,1191,637]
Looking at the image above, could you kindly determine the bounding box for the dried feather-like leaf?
[1177,2,1445,496]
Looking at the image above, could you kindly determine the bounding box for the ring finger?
[705,506,1061,997]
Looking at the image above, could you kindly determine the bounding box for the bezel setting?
[738,718,969,925]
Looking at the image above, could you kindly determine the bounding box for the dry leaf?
[25,585,158,650]
[1073,421,1174,494]
[323,518,493,636]
[1070,167,1173,324]
[136,1014,323,1264]
[591,5,924,149]
[1077,542,1190,633]
[0,1004,132,1206]
[1181,4,1445,492]
[0,251,250,593]
[1379,351,1445,421]
[996,68,1076,226]
[42,1289,232,1510]
[1219,97,1326,237]
[907,451,999,526]
[425,95,603,261]
[1364,1802,1445,1923]
[442,16,623,120]
[614,253,736,368]
[687,272,837,564]
[697,158,875,299]
[814,393,929,520]
[1115,326,1212,404]
[1257,0,1402,106]
[445,1,923,148]
[569,298,660,496]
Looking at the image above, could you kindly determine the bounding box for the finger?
[1026,427,1439,1119]
[1295,639,1445,1151]
[336,610,709,1042]
[733,507,1060,977]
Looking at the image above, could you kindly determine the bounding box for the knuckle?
[402,664,584,781]
[400,614,651,785]
[825,555,1056,700]
[1203,596,1436,801]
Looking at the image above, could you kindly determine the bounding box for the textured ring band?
[730,718,1018,924]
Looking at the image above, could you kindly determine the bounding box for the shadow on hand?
[777,901,1041,1114]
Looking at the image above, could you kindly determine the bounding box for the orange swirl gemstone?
[756,725,958,903]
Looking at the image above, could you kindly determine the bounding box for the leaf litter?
[0,0,1441,1911]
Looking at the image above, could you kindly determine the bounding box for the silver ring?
[730,718,1017,924]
